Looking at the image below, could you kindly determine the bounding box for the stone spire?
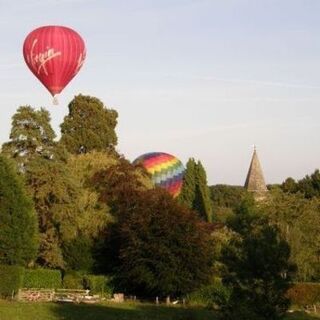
[244,146,268,201]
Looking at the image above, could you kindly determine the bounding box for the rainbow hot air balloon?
[133,152,185,197]
[23,25,86,104]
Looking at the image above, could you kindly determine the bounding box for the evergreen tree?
[179,158,213,222]
[178,158,196,208]
[60,94,118,154]
[2,106,56,170]
[194,161,213,222]
[0,156,38,266]
[221,199,295,320]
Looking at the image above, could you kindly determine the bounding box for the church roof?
[244,147,268,197]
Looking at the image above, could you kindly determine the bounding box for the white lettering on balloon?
[27,39,62,76]
[74,51,86,75]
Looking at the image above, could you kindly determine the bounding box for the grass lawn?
[0,300,319,320]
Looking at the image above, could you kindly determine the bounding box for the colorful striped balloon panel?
[133,152,185,197]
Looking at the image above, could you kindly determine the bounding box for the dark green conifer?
[0,156,38,265]
[60,94,118,154]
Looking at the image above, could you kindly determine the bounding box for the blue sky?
[0,0,319,185]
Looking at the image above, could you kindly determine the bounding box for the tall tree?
[194,160,213,222]
[91,158,152,274]
[92,160,213,297]
[261,188,320,281]
[2,106,56,170]
[60,94,118,154]
[178,158,213,222]
[116,189,214,297]
[0,156,38,266]
[178,158,196,208]
[221,199,295,320]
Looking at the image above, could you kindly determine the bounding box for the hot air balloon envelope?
[133,152,185,197]
[23,25,86,100]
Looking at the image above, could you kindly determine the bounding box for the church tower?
[244,146,268,201]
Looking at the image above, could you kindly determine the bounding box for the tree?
[116,189,214,297]
[193,161,213,222]
[0,156,38,266]
[60,94,118,154]
[25,157,80,268]
[178,159,196,208]
[280,169,320,199]
[210,184,250,223]
[2,106,56,170]
[92,160,213,296]
[281,177,297,194]
[261,188,320,281]
[178,158,213,222]
[220,200,295,320]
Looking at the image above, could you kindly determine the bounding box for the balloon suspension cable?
[53,95,59,105]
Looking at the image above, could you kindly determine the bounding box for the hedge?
[83,275,113,297]
[0,265,24,298]
[63,271,84,289]
[287,282,320,307]
[186,281,231,309]
[23,268,62,289]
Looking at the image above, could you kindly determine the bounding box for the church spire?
[244,146,268,201]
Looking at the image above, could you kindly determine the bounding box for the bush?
[83,275,113,297]
[287,283,320,307]
[0,265,25,298]
[63,271,84,289]
[23,268,62,289]
[186,281,231,309]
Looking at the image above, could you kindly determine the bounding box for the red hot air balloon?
[23,25,86,104]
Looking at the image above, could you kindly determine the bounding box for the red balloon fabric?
[23,25,86,97]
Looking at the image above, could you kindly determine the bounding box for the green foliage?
[261,189,320,282]
[210,185,250,222]
[63,271,84,289]
[103,188,214,296]
[287,283,320,308]
[281,170,320,199]
[179,158,213,222]
[2,106,56,170]
[83,275,113,297]
[23,268,62,289]
[63,237,94,273]
[25,157,81,269]
[0,265,24,297]
[221,199,295,320]
[186,280,231,309]
[0,156,38,266]
[60,94,118,154]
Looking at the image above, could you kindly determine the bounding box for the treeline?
[210,170,320,283]
[2,93,318,319]
[0,94,214,299]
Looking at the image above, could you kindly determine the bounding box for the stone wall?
[18,288,55,302]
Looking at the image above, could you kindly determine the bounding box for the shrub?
[186,281,231,309]
[287,283,320,307]
[83,275,113,297]
[0,265,25,298]
[63,271,84,289]
[23,268,62,289]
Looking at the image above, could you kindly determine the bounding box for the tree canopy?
[0,156,38,266]
[178,158,213,222]
[221,199,295,320]
[60,94,118,154]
